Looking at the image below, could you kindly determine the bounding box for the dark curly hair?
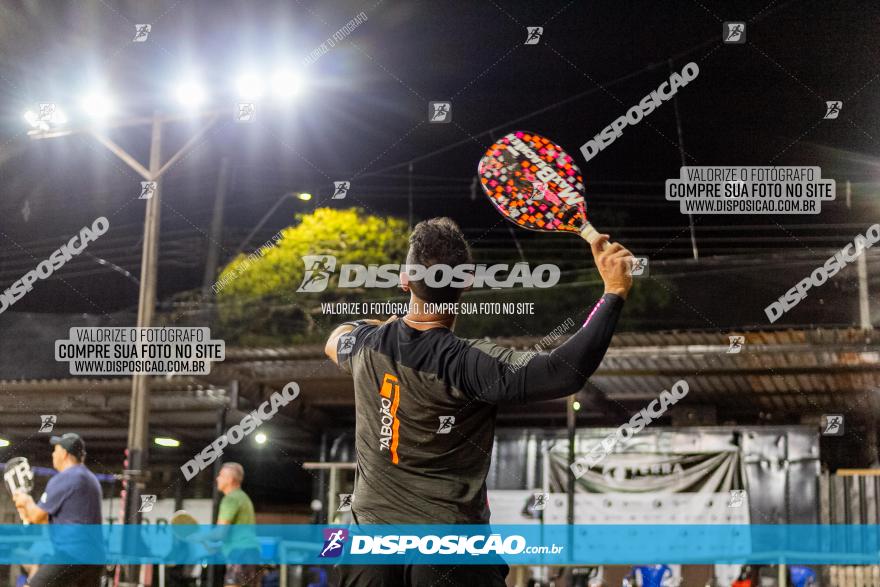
[406,217,472,303]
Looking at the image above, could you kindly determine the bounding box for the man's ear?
[399,272,410,292]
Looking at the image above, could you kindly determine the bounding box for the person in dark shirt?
[14,433,103,587]
[325,218,632,587]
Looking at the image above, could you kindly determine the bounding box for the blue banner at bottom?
[2,524,880,565]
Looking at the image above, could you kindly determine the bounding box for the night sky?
[0,0,878,316]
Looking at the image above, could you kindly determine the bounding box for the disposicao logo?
[319,528,349,558]
[296,256,560,292]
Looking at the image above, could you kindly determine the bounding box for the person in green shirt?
[215,462,261,587]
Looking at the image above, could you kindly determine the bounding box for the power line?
[357,38,719,179]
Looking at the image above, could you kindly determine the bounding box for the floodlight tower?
[24,68,304,582]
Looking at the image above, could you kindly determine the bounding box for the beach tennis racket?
[478,130,606,249]
[4,457,34,525]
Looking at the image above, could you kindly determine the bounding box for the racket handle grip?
[579,223,608,250]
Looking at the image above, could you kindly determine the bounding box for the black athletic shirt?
[335,293,624,524]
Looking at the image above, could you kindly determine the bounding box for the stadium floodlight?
[52,108,68,125]
[154,437,181,447]
[236,72,265,100]
[255,432,267,445]
[23,110,40,128]
[297,192,313,201]
[23,80,222,587]
[174,78,208,108]
[0,438,10,447]
[79,90,116,119]
[271,69,301,99]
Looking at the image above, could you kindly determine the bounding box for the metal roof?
[1,327,877,462]
[186,327,880,424]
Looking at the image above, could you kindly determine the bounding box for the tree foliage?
[208,207,673,345]
[214,207,409,344]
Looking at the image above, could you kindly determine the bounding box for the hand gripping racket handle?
[12,492,30,525]
[579,222,608,251]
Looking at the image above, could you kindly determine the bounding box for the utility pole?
[566,396,576,525]
[28,110,220,584]
[202,157,231,297]
[122,113,163,540]
[565,394,577,584]
[858,250,871,330]
[234,192,296,256]
[408,162,414,229]
[670,58,699,260]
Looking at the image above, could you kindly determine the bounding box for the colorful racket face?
[478,131,592,238]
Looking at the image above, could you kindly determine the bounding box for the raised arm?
[460,234,632,404]
[324,324,357,365]
[13,493,49,524]
[325,318,394,366]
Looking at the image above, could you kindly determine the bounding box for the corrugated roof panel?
[2,327,877,418]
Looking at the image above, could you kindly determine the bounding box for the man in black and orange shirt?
[325,217,632,587]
